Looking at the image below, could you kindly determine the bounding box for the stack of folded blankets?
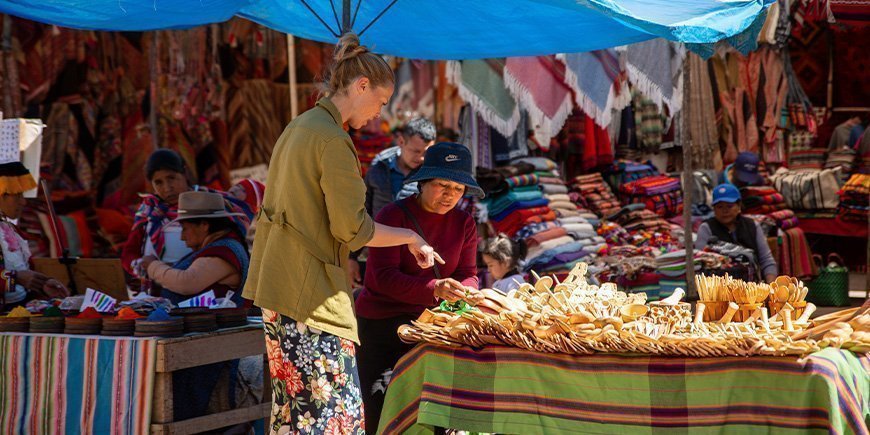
[740,186,787,215]
[570,173,621,218]
[522,216,607,275]
[788,148,827,171]
[767,209,799,230]
[603,160,659,193]
[484,175,554,237]
[612,207,671,234]
[838,173,869,222]
[618,175,684,218]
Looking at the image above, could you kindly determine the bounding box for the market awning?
[0,0,773,59]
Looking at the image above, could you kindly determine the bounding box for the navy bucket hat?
[405,142,485,198]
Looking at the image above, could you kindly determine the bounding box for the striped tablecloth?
[0,333,156,435]
[380,344,870,434]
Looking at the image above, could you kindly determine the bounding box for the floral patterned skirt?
[262,308,365,434]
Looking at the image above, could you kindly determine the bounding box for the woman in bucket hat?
[140,190,249,306]
[355,142,486,431]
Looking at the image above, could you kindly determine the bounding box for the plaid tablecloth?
[0,333,157,435]
[380,345,870,434]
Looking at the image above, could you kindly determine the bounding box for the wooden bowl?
[619,304,649,323]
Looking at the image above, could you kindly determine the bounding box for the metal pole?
[681,54,696,298]
[342,0,352,34]
[287,34,299,119]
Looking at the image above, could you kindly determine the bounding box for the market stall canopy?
[0,0,773,59]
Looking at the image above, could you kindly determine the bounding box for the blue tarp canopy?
[0,0,772,59]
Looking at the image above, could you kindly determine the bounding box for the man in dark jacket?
[347,117,436,286]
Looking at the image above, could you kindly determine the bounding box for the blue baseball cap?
[733,152,763,185]
[405,142,485,198]
[712,183,741,205]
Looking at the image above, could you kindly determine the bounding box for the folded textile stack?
[619,175,684,218]
[788,148,827,171]
[603,160,659,193]
[838,173,870,222]
[740,186,787,215]
[652,250,702,300]
[612,208,671,234]
[523,216,606,275]
[766,210,799,230]
[570,173,621,218]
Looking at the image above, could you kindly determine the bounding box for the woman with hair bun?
[244,33,441,434]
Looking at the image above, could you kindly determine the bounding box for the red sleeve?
[121,226,146,275]
[365,205,438,307]
[456,214,480,290]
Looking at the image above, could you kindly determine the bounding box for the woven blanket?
[557,50,629,127]
[622,38,684,114]
[504,56,573,149]
[380,345,869,435]
[446,60,520,137]
[0,334,156,434]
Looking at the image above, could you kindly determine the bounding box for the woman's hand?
[139,256,159,276]
[434,278,484,305]
[42,279,69,299]
[407,234,444,269]
[15,270,49,293]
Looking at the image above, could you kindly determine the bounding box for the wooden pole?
[681,54,696,298]
[287,34,298,119]
[149,31,160,149]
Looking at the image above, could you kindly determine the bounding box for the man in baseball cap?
[723,152,764,187]
[695,184,778,283]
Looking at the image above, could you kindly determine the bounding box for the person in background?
[141,191,249,306]
[347,117,437,287]
[228,178,265,216]
[355,142,484,432]
[122,149,194,278]
[0,161,69,308]
[695,184,778,283]
[244,33,440,435]
[481,234,526,294]
[721,151,764,188]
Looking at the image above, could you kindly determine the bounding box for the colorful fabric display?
[505,174,539,188]
[514,221,561,241]
[778,227,818,278]
[837,173,870,221]
[788,148,827,170]
[525,227,569,248]
[541,184,569,195]
[770,167,842,210]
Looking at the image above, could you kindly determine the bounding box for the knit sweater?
[356,197,479,319]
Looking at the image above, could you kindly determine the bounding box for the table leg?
[152,371,174,424]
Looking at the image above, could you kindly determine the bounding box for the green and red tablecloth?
[380,344,869,434]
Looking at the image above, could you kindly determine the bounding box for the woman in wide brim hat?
[0,162,69,309]
[354,142,485,430]
[140,190,249,306]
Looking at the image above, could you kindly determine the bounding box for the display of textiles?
[770,167,843,210]
[603,160,658,193]
[740,185,789,215]
[619,175,684,218]
[788,148,827,170]
[570,173,622,218]
[778,227,818,279]
[766,209,800,230]
[837,173,870,222]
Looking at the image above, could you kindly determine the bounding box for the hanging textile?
[632,91,665,154]
[557,50,630,128]
[503,56,573,150]
[387,59,415,125]
[678,53,721,171]
[621,39,684,115]
[446,60,520,138]
[411,60,435,120]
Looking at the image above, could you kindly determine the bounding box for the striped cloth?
[380,344,869,435]
[0,333,156,434]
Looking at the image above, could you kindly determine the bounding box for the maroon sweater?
[355,197,479,319]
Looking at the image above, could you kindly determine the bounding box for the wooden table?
[0,323,270,435]
[151,324,270,434]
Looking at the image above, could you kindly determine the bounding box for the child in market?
[482,234,526,294]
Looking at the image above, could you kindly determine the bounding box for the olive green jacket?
[243,98,375,343]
